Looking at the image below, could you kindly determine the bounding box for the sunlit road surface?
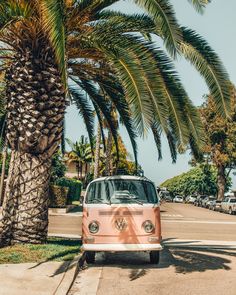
[48,212,82,238]
[69,203,236,295]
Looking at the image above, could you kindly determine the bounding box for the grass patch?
[0,238,81,264]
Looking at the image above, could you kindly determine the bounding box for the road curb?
[48,233,82,240]
[66,251,87,295]
[54,253,83,295]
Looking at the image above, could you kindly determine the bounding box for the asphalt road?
[68,203,236,295]
[49,212,82,238]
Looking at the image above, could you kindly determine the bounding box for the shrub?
[55,177,82,204]
[50,152,66,183]
[49,185,69,207]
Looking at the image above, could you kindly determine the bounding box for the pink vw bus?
[81,175,162,264]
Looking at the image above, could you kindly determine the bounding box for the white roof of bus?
[90,175,153,183]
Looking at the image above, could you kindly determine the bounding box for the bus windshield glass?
[86,179,158,204]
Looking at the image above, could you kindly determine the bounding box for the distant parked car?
[209,200,222,211]
[201,196,215,208]
[221,198,236,215]
[204,196,216,209]
[173,195,184,203]
[159,191,172,202]
[194,195,208,207]
[186,195,197,204]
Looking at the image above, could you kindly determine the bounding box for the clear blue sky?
[65,0,236,188]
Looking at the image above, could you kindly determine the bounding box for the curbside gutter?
[53,253,83,295]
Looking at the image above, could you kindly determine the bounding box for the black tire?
[85,251,96,264]
[150,251,160,264]
[229,208,233,215]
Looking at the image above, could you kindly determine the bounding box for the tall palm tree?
[66,136,93,180]
[93,124,102,179]
[0,0,231,245]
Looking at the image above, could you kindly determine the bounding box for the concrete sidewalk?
[0,256,80,295]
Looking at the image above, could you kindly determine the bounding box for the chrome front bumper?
[81,243,163,252]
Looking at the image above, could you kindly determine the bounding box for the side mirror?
[80,195,84,205]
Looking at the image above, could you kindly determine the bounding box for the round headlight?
[88,221,99,234]
[142,220,155,233]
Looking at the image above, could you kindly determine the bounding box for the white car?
[221,198,236,214]
[186,195,197,204]
[173,195,184,203]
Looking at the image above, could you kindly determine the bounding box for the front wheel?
[85,251,96,264]
[150,251,160,264]
[229,208,233,215]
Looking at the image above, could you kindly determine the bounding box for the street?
[68,203,236,295]
[49,212,82,238]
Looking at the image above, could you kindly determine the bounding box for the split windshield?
[86,179,158,204]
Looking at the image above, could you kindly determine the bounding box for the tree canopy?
[160,164,231,197]
[0,0,231,163]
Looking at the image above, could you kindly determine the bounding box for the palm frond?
[180,27,231,117]
[94,11,159,36]
[97,78,138,166]
[40,0,66,85]
[68,81,95,151]
[151,123,162,160]
[167,132,177,163]
[0,0,31,29]
[70,76,119,158]
[134,0,182,56]
[188,0,211,14]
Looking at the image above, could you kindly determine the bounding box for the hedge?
[49,185,69,208]
[54,177,82,204]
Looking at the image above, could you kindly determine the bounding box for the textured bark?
[0,46,66,246]
[105,130,113,176]
[0,151,51,245]
[0,149,7,206]
[217,165,226,201]
[94,125,101,179]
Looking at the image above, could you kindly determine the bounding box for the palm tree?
[65,136,93,180]
[0,0,230,245]
[93,124,102,179]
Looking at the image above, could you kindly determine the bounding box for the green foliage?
[50,152,66,182]
[55,177,82,203]
[49,184,69,208]
[200,92,236,169]
[66,136,93,181]
[99,135,138,176]
[40,0,66,84]
[160,165,231,197]
[0,0,230,164]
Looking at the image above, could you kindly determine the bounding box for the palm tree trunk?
[0,151,51,246]
[0,47,65,246]
[76,162,80,179]
[217,165,226,201]
[80,161,83,181]
[85,163,87,178]
[105,130,113,176]
[0,148,7,206]
[94,125,101,179]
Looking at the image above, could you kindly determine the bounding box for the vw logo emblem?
[115,218,127,231]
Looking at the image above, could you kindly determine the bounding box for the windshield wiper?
[90,198,110,205]
[115,195,143,205]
